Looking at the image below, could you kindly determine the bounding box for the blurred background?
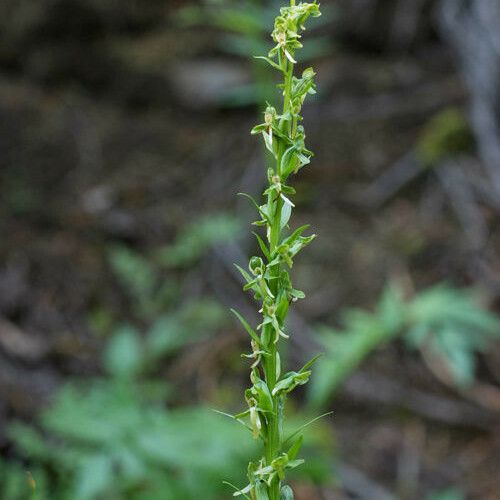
[1,0,500,498]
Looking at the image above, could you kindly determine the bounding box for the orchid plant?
[228,2,322,499]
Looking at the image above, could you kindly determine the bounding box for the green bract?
[230,2,321,499]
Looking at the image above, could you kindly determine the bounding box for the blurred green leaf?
[157,214,241,268]
[426,488,466,500]
[147,299,226,360]
[310,283,500,407]
[9,378,259,499]
[75,455,113,500]
[104,325,143,379]
[406,285,500,388]
[108,245,156,301]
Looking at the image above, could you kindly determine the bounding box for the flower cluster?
[229,2,321,499]
[269,2,321,64]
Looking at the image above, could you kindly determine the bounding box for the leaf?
[272,371,311,396]
[252,379,274,413]
[406,284,500,388]
[282,225,310,247]
[280,202,292,230]
[231,309,261,344]
[283,412,334,448]
[263,130,275,157]
[299,353,323,373]
[377,284,406,333]
[286,459,304,470]
[286,435,303,460]
[157,213,241,268]
[234,264,255,285]
[75,454,113,499]
[289,288,305,300]
[280,193,295,207]
[223,481,252,500]
[309,304,400,407]
[212,409,253,433]
[280,146,298,176]
[427,488,466,500]
[255,481,270,500]
[254,56,282,71]
[103,325,143,379]
[253,232,271,260]
[251,124,268,135]
[275,292,290,323]
[288,235,316,258]
[146,316,182,358]
[108,246,155,301]
[281,485,294,500]
[432,327,475,387]
[238,193,270,223]
[212,9,262,36]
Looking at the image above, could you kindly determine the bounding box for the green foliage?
[109,246,156,303]
[310,284,500,407]
[231,3,322,498]
[0,458,47,500]
[107,213,240,320]
[104,324,144,379]
[426,488,466,500]
[4,326,331,500]
[309,286,405,407]
[416,108,474,167]
[106,213,237,354]
[157,213,241,268]
[145,299,227,362]
[405,285,499,387]
[103,299,227,379]
[106,216,231,378]
[2,213,238,499]
[9,381,256,500]
[2,207,333,499]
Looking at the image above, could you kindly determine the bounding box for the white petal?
[284,49,297,64]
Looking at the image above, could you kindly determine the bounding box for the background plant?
[309,283,500,408]
[7,349,255,499]
[3,215,246,500]
[2,213,332,500]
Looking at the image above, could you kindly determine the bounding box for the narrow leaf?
[299,353,323,373]
[280,202,292,229]
[287,435,303,460]
[283,224,310,246]
[234,264,254,284]
[231,308,261,344]
[223,481,252,500]
[254,55,282,71]
[253,232,271,260]
[283,412,334,447]
[238,192,269,222]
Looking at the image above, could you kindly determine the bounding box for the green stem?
[263,50,295,500]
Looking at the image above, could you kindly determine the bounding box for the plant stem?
[262,51,296,500]
[236,2,321,497]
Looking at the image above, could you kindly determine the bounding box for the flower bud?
[249,256,264,276]
[264,106,276,126]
